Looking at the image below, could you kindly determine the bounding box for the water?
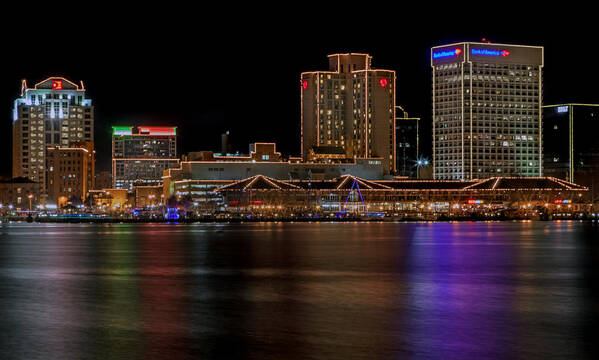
[0,221,598,359]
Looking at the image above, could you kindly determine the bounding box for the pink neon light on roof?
[138,127,176,135]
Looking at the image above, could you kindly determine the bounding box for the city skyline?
[3,9,599,360]
[2,18,598,178]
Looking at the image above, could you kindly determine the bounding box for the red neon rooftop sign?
[138,127,176,135]
[52,80,63,90]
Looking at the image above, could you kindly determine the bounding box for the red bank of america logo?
[52,80,63,90]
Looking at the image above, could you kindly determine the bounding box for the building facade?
[396,117,419,178]
[0,177,41,211]
[46,142,95,206]
[94,170,112,190]
[12,77,94,191]
[87,188,129,212]
[162,156,385,206]
[431,42,543,179]
[186,143,282,162]
[301,53,396,174]
[134,185,163,208]
[543,104,599,203]
[112,126,179,189]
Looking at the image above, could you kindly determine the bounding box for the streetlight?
[28,194,33,212]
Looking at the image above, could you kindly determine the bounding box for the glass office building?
[431,42,543,179]
[396,117,419,178]
[543,104,599,198]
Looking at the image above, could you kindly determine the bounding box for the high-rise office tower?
[301,53,396,174]
[431,42,543,179]
[112,126,179,189]
[543,104,599,195]
[13,77,94,191]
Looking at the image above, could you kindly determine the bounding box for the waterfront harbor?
[1,221,598,359]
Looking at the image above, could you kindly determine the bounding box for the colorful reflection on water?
[0,222,597,359]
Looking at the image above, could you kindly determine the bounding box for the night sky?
[2,9,596,176]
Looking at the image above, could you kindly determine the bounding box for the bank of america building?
[431,42,543,180]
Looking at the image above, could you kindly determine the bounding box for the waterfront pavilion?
[216,175,588,217]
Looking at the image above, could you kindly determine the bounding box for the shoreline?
[2,215,597,224]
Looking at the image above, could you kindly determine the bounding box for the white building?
[13,77,94,192]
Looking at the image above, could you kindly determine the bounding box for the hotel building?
[112,126,179,189]
[431,42,543,179]
[301,53,396,174]
[12,77,94,191]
